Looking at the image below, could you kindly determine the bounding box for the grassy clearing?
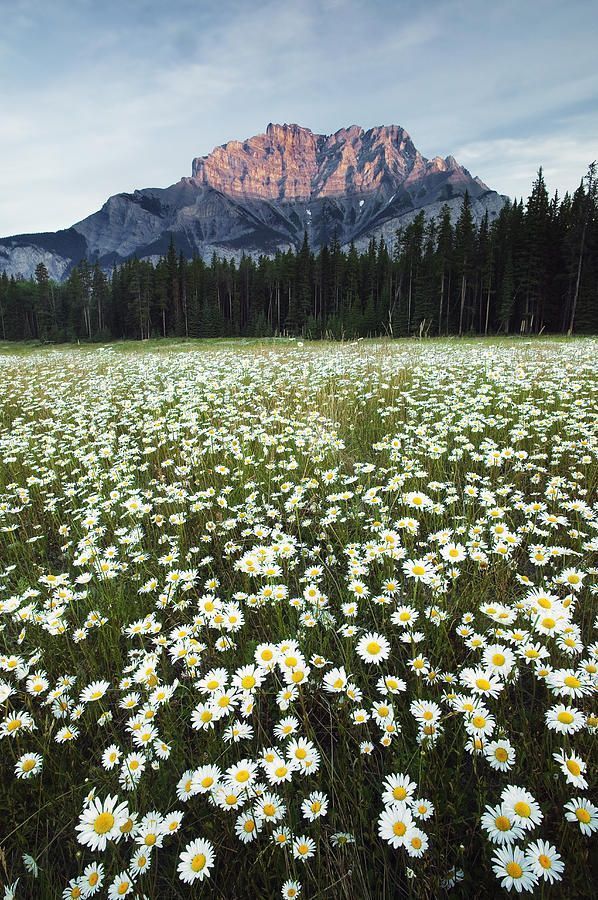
[0,338,596,899]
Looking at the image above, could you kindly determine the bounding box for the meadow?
[0,337,596,899]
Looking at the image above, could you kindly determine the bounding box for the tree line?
[1,165,596,342]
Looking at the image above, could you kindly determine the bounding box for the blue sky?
[1,0,597,235]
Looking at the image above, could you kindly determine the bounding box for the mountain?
[0,123,507,280]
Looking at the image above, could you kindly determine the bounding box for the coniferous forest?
[1,165,597,342]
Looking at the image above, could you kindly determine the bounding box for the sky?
[1,0,597,236]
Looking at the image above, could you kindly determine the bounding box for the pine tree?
[567,162,597,334]
[454,192,475,335]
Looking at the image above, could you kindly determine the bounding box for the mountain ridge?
[0,123,508,280]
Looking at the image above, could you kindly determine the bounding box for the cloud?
[456,133,598,201]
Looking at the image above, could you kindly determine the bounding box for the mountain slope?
[0,124,507,280]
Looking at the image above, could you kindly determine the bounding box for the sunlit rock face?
[0,124,507,280]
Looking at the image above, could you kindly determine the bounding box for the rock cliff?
[0,124,507,279]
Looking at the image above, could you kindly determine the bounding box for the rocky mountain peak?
[191,123,435,203]
[1,122,506,280]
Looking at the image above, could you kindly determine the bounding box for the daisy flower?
[177,837,215,883]
[75,795,129,852]
[564,797,598,835]
[80,680,110,703]
[546,668,591,699]
[235,812,262,843]
[193,764,222,794]
[301,791,328,821]
[524,840,564,884]
[378,803,414,848]
[225,758,259,790]
[553,749,588,788]
[107,871,135,899]
[129,848,153,877]
[382,773,417,806]
[545,704,586,734]
[80,862,104,897]
[412,798,434,821]
[481,804,526,845]
[501,786,543,831]
[356,632,391,665]
[485,739,516,771]
[404,827,429,858]
[102,744,121,770]
[491,845,538,893]
[254,791,286,823]
[460,667,504,699]
[292,835,316,862]
[14,752,43,779]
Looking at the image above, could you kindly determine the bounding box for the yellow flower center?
[513,801,531,818]
[392,822,407,836]
[576,808,591,824]
[566,759,581,776]
[539,854,552,869]
[393,786,407,800]
[557,711,574,724]
[263,803,275,817]
[191,853,206,872]
[506,862,522,879]
[241,675,256,689]
[475,678,491,691]
[564,676,581,688]
[22,758,36,772]
[366,641,381,655]
[93,812,115,834]
[495,815,510,832]
[492,653,505,666]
